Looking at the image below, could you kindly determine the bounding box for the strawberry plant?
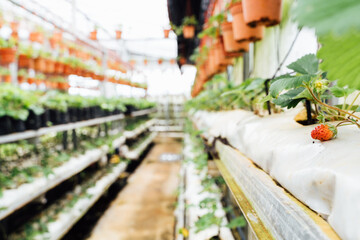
[266,53,360,139]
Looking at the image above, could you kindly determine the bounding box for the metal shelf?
[129,108,156,117]
[121,132,157,160]
[0,146,109,220]
[10,162,127,240]
[215,141,340,240]
[0,114,125,145]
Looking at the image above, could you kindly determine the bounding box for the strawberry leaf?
[270,75,311,97]
[318,31,360,90]
[292,0,360,36]
[287,54,319,75]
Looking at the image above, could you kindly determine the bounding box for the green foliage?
[226,216,247,229]
[318,31,360,89]
[0,37,17,48]
[182,15,198,26]
[186,76,268,113]
[292,0,360,36]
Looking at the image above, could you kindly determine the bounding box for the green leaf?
[245,78,266,91]
[293,88,313,100]
[292,0,360,36]
[318,31,360,90]
[270,75,311,97]
[287,54,319,75]
[226,216,247,229]
[272,88,305,109]
[356,106,360,112]
[329,86,355,98]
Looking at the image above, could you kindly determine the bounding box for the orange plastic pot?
[89,30,97,40]
[49,37,57,49]
[3,75,11,83]
[34,58,46,72]
[242,0,282,27]
[214,39,233,69]
[45,59,55,73]
[17,76,25,84]
[221,22,249,53]
[0,48,17,65]
[69,47,76,56]
[29,32,44,43]
[10,22,19,32]
[64,64,73,75]
[11,31,19,41]
[164,29,170,38]
[18,54,33,69]
[158,59,163,65]
[55,62,64,74]
[183,25,195,39]
[35,79,44,86]
[230,2,263,42]
[27,78,35,84]
[116,30,122,39]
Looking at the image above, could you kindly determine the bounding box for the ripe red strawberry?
[311,124,337,141]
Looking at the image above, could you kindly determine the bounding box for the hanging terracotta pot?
[158,59,163,65]
[116,30,122,39]
[179,57,186,65]
[143,59,148,65]
[69,47,76,56]
[242,0,282,27]
[18,54,33,69]
[214,39,233,70]
[49,37,58,49]
[0,48,17,65]
[183,25,195,39]
[170,59,176,65]
[3,75,11,83]
[34,57,46,72]
[53,31,62,42]
[221,22,249,53]
[230,2,263,42]
[89,30,97,40]
[164,29,170,38]
[29,32,44,43]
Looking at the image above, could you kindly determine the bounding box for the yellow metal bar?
[214,159,274,240]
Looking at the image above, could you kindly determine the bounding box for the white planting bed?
[192,109,360,240]
[0,146,109,220]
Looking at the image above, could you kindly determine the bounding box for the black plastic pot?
[95,106,102,118]
[49,109,60,125]
[0,116,13,135]
[68,107,78,122]
[12,118,26,132]
[104,110,112,116]
[85,107,91,120]
[25,110,41,130]
[41,109,50,128]
[59,111,69,124]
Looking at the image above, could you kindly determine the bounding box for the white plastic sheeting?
[192,109,360,240]
[183,135,235,240]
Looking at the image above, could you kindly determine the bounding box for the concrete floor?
[88,137,182,240]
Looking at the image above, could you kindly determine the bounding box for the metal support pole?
[72,129,77,150]
[62,131,68,150]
